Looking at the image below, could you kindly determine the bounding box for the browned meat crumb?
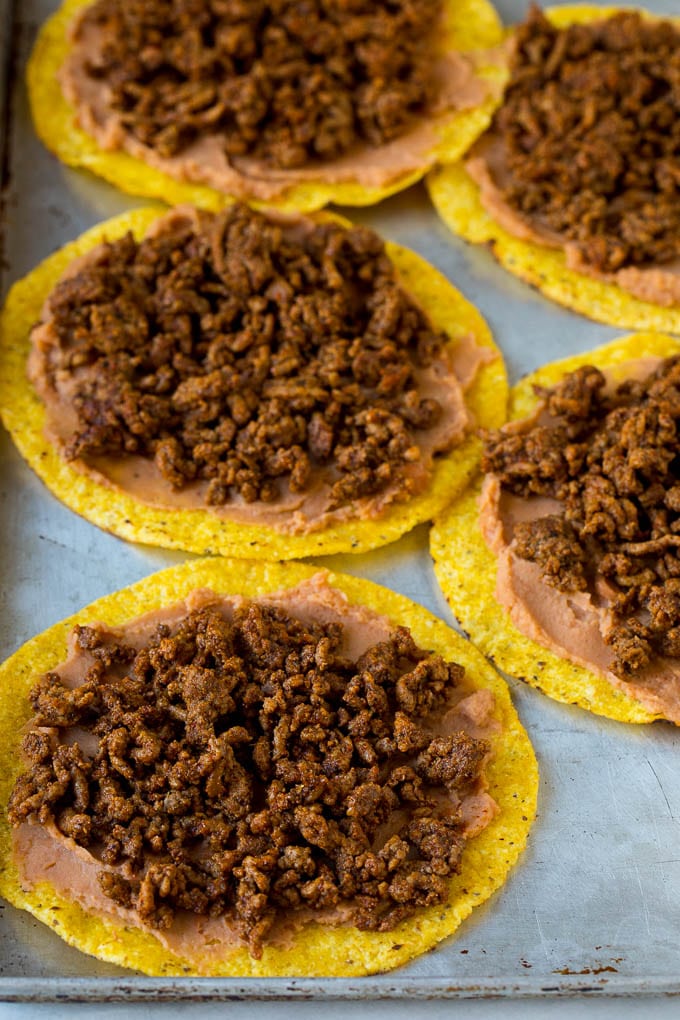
[8,598,488,959]
[483,357,680,677]
[494,6,680,273]
[513,515,587,594]
[41,204,454,511]
[77,0,443,169]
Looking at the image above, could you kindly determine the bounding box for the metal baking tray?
[0,0,678,1001]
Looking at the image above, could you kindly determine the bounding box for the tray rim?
[0,975,679,1002]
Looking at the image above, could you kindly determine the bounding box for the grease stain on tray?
[553,966,618,975]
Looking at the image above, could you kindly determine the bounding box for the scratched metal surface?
[0,0,679,1001]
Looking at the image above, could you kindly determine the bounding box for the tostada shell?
[431,332,680,725]
[0,557,538,977]
[29,0,505,213]
[427,5,680,334]
[0,206,507,559]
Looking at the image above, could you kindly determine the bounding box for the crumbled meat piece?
[8,594,491,958]
[40,205,455,513]
[513,515,588,593]
[493,7,680,272]
[483,423,576,499]
[77,0,443,169]
[604,622,653,678]
[539,366,607,425]
[484,356,680,677]
[415,733,490,788]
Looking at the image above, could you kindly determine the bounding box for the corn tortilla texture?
[427,5,680,334]
[431,333,680,725]
[0,206,506,558]
[29,0,504,212]
[0,558,538,977]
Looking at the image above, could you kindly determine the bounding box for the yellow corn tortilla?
[0,206,507,559]
[28,0,504,213]
[0,558,538,977]
[431,332,680,726]
[426,5,680,334]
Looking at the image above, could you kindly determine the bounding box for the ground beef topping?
[40,204,454,511]
[76,0,443,169]
[8,595,489,958]
[483,358,680,679]
[493,6,680,274]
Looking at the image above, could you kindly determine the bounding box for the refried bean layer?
[30,204,470,527]
[480,7,680,277]
[8,583,494,959]
[483,358,680,682]
[68,0,443,170]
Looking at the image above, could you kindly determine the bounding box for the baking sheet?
[0,0,678,1001]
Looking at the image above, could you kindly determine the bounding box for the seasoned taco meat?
[30,205,473,530]
[467,7,680,303]
[8,580,495,959]
[71,0,443,170]
[482,358,680,686]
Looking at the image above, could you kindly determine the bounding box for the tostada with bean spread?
[0,204,505,558]
[431,333,680,726]
[428,5,680,334]
[0,559,538,976]
[29,0,505,211]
